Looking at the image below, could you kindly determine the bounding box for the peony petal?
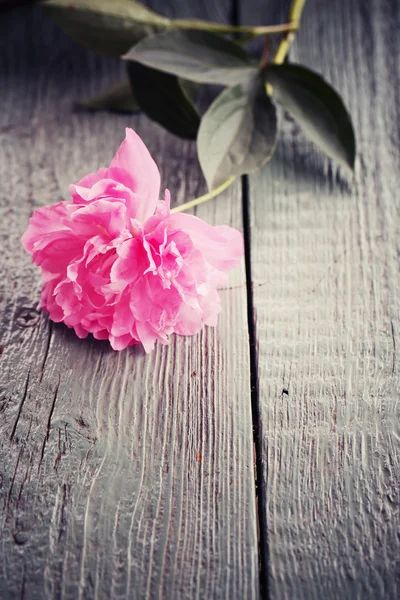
[174,303,203,336]
[73,323,90,339]
[71,173,143,218]
[70,168,109,201]
[109,333,137,351]
[68,199,130,238]
[135,321,157,353]
[93,329,109,340]
[111,238,144,287]
[21,202,84,277]
[21,201,71,253]
[213,225,244,261]
[70,129,160,222]
[167,213,244,271]
[110,128,161,221]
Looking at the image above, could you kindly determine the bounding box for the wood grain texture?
[241,0,400,597]
[0,2,259,599]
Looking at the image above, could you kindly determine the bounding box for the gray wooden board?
[0,2,259,599]
[241,0,400,598]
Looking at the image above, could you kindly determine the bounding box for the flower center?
[157,242,183,289]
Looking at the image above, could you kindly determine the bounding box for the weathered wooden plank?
[0,2,259,598]
[241,0,400,597]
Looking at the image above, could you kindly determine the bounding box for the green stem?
[170,19,298,38]
[170,177,235,214]
[273,0,307,64]
[171,0,307,215]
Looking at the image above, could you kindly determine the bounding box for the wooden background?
[0,0,399,598]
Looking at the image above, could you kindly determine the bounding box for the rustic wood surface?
[242,0,400,598]
[0,2,259,599]
[1,0,399,599]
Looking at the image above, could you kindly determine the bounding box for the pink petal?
[174,304,203,336]
[110,128,161,221]
[93,330,109,340]
[21,201,70,253]
[135,321,157,353]
[70,129,160,222]
[21,202,83,277]
[110,238,144,288]
[71,172,142,218]
[68,199,130,238]
[73,323,89,339]
[70,168,109,199]
[213,225,244,260]
[109,333,137,351]
[167,213,244,271]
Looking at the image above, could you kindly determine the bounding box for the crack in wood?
[6,447,23,514]
[20,561,26,600]
[241,174,269,598]
[38,379,60,471]
[9,370,30,442]
[391,319,396,375]
[39,320,53,383]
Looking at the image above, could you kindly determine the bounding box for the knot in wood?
[13,531,28,545]
[16,307,40,328]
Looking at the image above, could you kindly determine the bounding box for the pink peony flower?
[21,128,243,352]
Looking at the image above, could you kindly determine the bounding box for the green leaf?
[265,64,356,169]
[179,79,201,104]
[197,79,278,190]
[42,0,169,56]
[77,78,139,113]
[123,29,258,86]
[127,62,200,139]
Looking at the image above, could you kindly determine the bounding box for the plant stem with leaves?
[46,0,355,199]
[170,0,308,215]
[171,20,298,38]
